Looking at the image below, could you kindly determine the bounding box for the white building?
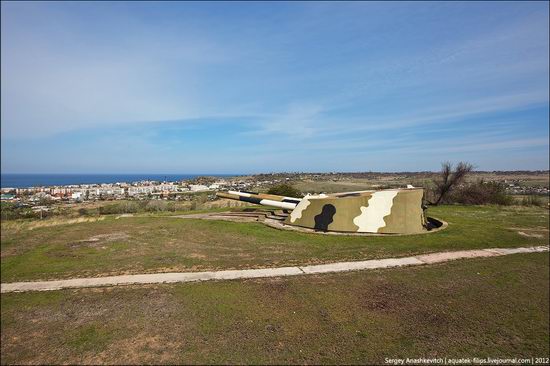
[128,186,155,196]
[189,184,209,192]
[157,184,178,192]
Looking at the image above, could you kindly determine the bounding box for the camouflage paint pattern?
[227,190,301,205]
[216,188,426,234]
[216,191,297,210]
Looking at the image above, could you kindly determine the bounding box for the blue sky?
[1,1,548,173]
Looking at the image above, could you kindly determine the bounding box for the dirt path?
[1,246,547,293]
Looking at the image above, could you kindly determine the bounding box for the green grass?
[1,253,548,364]
[1,205,548,282]
[135,205,258,217]
[67,325,115,353]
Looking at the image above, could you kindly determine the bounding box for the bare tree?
[431,161,474,205]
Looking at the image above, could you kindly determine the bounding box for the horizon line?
[2,170,549,175]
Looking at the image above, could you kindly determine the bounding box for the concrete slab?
[0,267,304,293]
[415,249,497,264]
[0,272,213,292]
[1,246,548,293]
[484,246,549,256]
[300,257,423,274]
[210,267,303,280]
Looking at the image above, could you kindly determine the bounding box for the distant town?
[1,171,548,205]
[0,175,294,204]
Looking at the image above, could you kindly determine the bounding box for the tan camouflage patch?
[377,189,425,234]
[218,188,427,234]
[353,191,398,232]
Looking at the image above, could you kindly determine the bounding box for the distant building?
[127,186,154,196]
[0,194,16,201]
[190,184,209,192]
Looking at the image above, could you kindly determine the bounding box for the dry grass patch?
[1,205,548,282]
[1,253,548,364]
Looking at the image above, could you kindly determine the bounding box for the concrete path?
[2,246,548,293]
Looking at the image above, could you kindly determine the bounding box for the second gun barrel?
[216,192,298,210]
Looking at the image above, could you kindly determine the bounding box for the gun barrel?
[227,190,301,204]
[216,192,297,210]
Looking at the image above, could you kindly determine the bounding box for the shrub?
[78,207,100,216]
[97,200,182,215]
[267,183,302,198]
[1,202,31,220]
[450,180,513,205]
[144,200,175,212]
[98,202,141,215]
[0,202,49,220]
[430,161,474,205]
[521,195,545,207]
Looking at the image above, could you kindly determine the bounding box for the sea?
[0,174,239,188]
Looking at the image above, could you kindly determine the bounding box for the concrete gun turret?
[216,187,427,234]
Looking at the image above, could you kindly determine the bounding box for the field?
[1,204,549,364]
[1,205,548,282]
[291,171,549,194]
[1,253,548,364]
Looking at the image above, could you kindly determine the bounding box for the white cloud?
[315,90,549,137]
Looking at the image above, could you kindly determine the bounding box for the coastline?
[0,173,238,189]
